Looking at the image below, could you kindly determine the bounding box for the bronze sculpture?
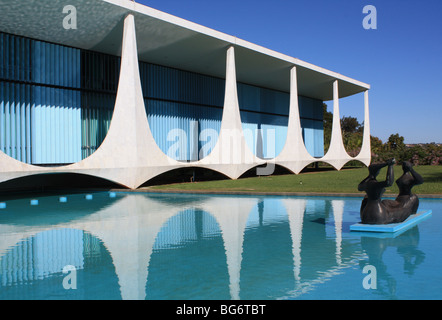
[395,161,424,214]
[358,159,423,224]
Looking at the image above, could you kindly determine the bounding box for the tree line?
[322,104,441,166]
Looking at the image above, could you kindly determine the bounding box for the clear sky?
[136,0,442,144]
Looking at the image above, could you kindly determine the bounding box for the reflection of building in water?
[0,229,121,300]
[153,209,220,249]
[1,193,407,300]
[0,229,106,287]
[1,229,84,286]
[83,231,104,262]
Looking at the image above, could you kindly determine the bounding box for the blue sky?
[137,0,442,144]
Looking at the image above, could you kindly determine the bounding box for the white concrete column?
[69,13,183,188]
[0,124,40,182]
[275,66,315,173]
[197,46,264,179]
[67,13,188,188]
[353,90,371,166]
[0,13,184,189]
[321,80,351,169]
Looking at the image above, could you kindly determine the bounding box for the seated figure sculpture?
[394,161,424,214]
[358,159,424,224]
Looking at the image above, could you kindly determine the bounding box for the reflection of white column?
[83,198,151,300]
[201,197,256,300]
[0,193,195,300]
[0,228,84,285]
[72,195,185,300]
[321,80,351,170]
[332,200,344,265]
[275,66,315,174]
[0,226,38,258]
[282,198,306,285]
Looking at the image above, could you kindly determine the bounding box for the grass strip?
[147,165,442,195]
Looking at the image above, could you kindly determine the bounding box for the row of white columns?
[0,14,371,189]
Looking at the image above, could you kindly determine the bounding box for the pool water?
[0,191,441,300]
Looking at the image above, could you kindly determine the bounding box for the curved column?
[0,152,37,184]
[66,14,183,188]
[0,14,184,189]
[196,46,265,179]
[275,66,315,173]
[352,90,371,166]
[320,80,352,170]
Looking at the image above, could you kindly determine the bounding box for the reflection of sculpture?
[360,226,425,298]
[358,159,424,224]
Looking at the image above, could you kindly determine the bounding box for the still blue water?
[0,191,440,300]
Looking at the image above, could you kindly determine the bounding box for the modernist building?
[0,0,371,189]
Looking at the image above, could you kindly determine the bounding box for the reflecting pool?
[0,192,441,300]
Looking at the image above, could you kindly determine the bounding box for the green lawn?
[147,165,442,195]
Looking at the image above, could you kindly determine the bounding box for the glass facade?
[141,63,324,161]
[299,96,324,158]
[0,31,324,165]
[80,52,120,159]
[0,32,118,165]
[239,83,290,159]
[140,62,224,161]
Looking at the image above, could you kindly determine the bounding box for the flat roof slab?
[0,0,370,100]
